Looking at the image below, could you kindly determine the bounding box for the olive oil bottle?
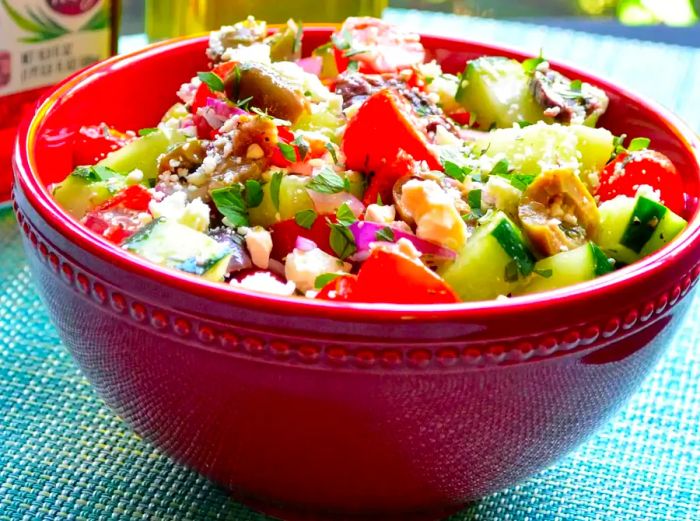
[0,0,120,201]
[145,0,387,41]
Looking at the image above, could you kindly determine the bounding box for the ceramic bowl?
[11,28,700,519]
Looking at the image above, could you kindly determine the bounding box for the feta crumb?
[221,42,271,64]
[230,272,296,296]
[365,204,396,225]
[285,247,350,294]
[244,227,273,269]
[148,192,210,232]
[125,169,144,186]
[434,125,461,147]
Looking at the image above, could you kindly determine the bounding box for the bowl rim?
[13,29,700,322]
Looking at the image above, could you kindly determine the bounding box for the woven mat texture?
[2,10,700,521]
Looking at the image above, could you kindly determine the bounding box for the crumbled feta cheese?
[635,184,662,201]
[125,169,144,186]
[148,192,210,232]
[434,125,461,147]
[400,179,468,251]
[222,42,271,64]
[364,204,396,225]
[482,175,522,217]
[177,77,201,105]
[230,272,296,296]
[244,227,273,269]
[285,247,350,294]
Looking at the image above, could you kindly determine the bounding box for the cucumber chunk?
[474,122,614,182]
[99,128,188,180]
[456,57,545,129]
[248,175,314,227]
[440,211,535,301]
[123,218,233,282]
[516,242,613,295]
[52,174,126,219]
[595,195,687,264]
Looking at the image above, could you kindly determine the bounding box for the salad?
[52,17,689,304]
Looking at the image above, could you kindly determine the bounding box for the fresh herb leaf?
[443,160,472,182]
[324,142,338,164]
[455,63,471,100]
[489,158,510,177]
[211,185,248,227]
[612,133,628,157]
[522,51,545,75]
[570,79,583,92]
[314,272,342,289]
[328,222,356,260]
[335,203,357,226]
[516,121,533,128]
[270,171,283,211]
[244,179,263,208]
[628,137,651,152]
[534,268,553,279]
[467,189,482,214]
[504,260,520,282]
[138,127,158,136]
[278,142,297,163]
[295,209,317,229]
[234,95,254,110]
[375,227,395,243]
[376,193,383,206]
[292,134,309,161]
[343,48,369,58]
[307,168,345,194]
[509,174,536,191]
[71,165,118,183]
[331,28,352,51]
[346,60,360,73]
[197,71,224,92]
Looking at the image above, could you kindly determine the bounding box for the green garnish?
[570,79,583,92]
[270,171,283,211]
[197,71,224,92]
[504,260,520,282]
[343,48,369,58]
[278,142,297,163]
[346,60,360,73]
[522,51,545,75]
[314,273,342,289]
[375,227,395,243]
[534,268,553,279]
[292,134,309,161]
[331,28,352,51]
[376,194,383,206]
[508,174,536,191]
[244,179,263,208]
[468,189,482,214]
[443,160,472,182]
[628,137,651,152]
[137,127,158,136]
[516,121,533,128]
[295,209,317,229]
[336,203,357,227]
[234,95,254,110]
[307,168,345,194]
[325,142,339,164]
[489,159,510,177]
[211,185,248,227]
[328,222,356,260]
[71,165,118,183]
[455,63,471,100]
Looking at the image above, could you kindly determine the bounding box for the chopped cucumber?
[123,218,232,282]
[516,242,614,295]
[474,122,614,183]
[456,57,545,129]
[99,128,188,180]
[52,174,126,219]
[440,211,535,301]
[595,195,687,264]
[248,175,314,227]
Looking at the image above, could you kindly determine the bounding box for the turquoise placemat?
[2,12,700,521]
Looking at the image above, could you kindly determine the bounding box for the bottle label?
[0,0,111,97]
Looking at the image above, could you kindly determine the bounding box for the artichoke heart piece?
[518,169,599,257]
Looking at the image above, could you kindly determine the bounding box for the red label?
[45,0,99,15]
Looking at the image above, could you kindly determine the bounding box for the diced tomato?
[597,150,685,215]
[448,111,473,126]
[316,248,459,304]
[270,215,336,260]
[362,149,417,207]
[315,274,359,301]
[72,124,133,167]
[82,185,152,244]
[331,17,425,74]
[343,89,441,203]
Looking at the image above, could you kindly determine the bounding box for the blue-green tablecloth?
[2,10,700,521]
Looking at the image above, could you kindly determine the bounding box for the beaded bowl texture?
[12,28,700,519]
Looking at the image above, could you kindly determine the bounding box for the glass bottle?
[145,0,388,41]
[0,0,120,201]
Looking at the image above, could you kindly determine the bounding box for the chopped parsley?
[137,127,158,136]
[489,158,511,177]
[335,203,357,227]
[628,137,651,152]
[343,48,369,58]
[443,160,472,183]
[277,142,297,163]
[455,63,472,100]
[295,209,317,229]
[375,227,395,242]
[328,222,356,260]
[197,71,224,92]
[314,273,342,290]
[508,173,536,191]
[570,79,583,92]
[467,189,482,216]
[244,179,263,208]
[234,95,254,110]
[211,185,248,227]
[522,51,546,75]
[292,134,309,161]
[324,142,339,164]
[307,168,345,194]
[71,165,118,183]
[516,121,533,128]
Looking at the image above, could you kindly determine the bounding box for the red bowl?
[11,29,700,519]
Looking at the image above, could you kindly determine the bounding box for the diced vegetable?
[123,219,233,282]
[516,242,613,295]
[456,57,545,129]
[595,195,688,264]
[439,211,535,301]
[53,173,127,219]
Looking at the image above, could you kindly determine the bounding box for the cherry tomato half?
[82,185,152,244]
[597,150,685,215]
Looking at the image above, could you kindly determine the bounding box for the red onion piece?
[348,221,456,261]
[307,190,365,217]
[297,56,323,76]
[199,97,246,130]
[295,236,318,252]
[267,258,287,277]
